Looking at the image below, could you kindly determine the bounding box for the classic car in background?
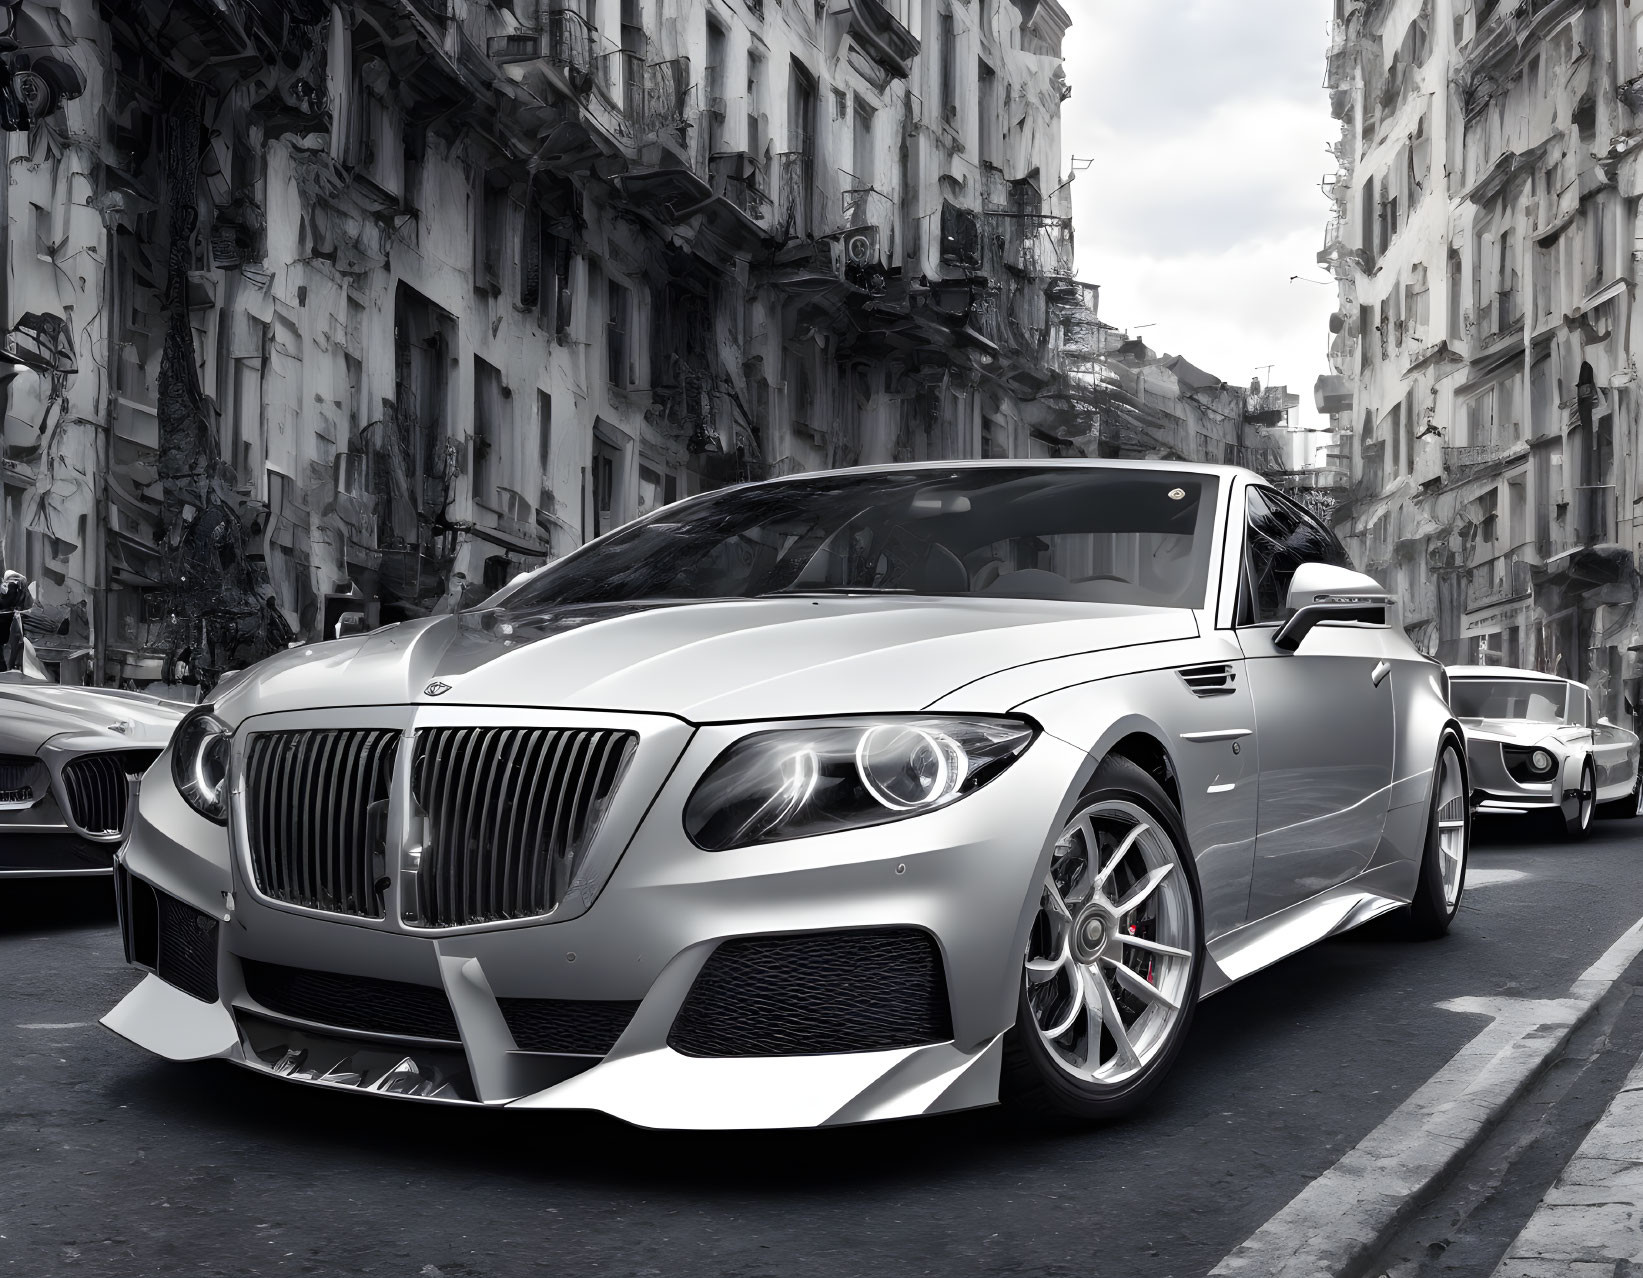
[106,461,1468,1130]
[1447,666,1642,839]
[1,673,187,877]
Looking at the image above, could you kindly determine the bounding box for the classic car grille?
[667,928,954,1058]
[498,997,641,1055]
[60,750,161,834]
[408,726,634,928]
[244,729,401,919]
[240,959,461,1043]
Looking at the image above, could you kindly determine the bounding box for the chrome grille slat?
[60,751,157,835]
[245,729,399,919]
[409,725,634,928]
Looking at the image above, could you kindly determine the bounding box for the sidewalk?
[1490,1042,1643,1276]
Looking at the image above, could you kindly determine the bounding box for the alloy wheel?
[1435,745,1467,910]
[1580,763,1596,831]
[1024,799,1195,1087]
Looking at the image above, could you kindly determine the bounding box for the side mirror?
[333,611,368,640]
[1273,561,1394,653]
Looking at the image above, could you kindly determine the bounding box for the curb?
[1209,916,1643,1278]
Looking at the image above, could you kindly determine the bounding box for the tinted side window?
[1241,489,1352,624]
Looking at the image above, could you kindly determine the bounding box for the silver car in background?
[1449,665,1642,838]
[1,673,186,878]
[105,462,1468,1130]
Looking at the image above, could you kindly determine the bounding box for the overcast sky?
[1060,0,1337,460]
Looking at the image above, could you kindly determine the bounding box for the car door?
[1236,487,1397,922]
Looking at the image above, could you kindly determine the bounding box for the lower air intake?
[498,997,641,1056]
[667,927,954,1058]
[240,960,462,1044]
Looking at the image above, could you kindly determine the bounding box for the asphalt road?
[4,819,1643,1278]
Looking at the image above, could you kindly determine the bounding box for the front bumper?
[1464,738,1562,815]
[103,722,1087,1129]
[0,748,131,877]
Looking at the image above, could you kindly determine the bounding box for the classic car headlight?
[171,706,233,824]
[1504,744,1559,782]
[684,717,1038,851]
[1529,748,1556,775]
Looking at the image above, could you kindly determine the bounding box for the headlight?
[684,717,1038,851]
[1530,748,1556,775]
[170,706,233,824]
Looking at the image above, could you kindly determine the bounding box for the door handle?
[1372,660,1391,687]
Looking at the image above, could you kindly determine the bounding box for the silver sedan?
[1449,665,1641,838]
[106,462,1468,1129]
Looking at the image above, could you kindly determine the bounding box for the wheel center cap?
[1072,908,1112,962]
[1083,916,1107,948]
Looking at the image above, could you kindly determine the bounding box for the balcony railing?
[636,57,693,141]
[543,6,595,76]
[1466,548,1532,610]
[1444,442,1516,476]
[708,152,773,224]
[777,149,816,239]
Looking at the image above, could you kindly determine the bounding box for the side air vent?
[1179,663,1237,697]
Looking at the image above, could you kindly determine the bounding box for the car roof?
[1446,665,1577,687]
[735,458,1269,486]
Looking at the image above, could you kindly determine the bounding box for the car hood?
[0,675,189,752]
[1459,717,1567,746]
[213,596,1200,725]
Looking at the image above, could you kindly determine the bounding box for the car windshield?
[1450,678,1571,723]
[498,468,1222,611]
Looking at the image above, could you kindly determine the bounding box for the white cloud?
[1062,0,1338,453]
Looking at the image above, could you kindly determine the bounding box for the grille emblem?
[423,681,452,697]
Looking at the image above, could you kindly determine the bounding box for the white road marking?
[17,1023,89,1030]
[1210,911,1643,1278]
[1464,868,1528,889]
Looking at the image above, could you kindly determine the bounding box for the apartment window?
[787,60,818,236]
[1497,228,1517,332]
[1404,264,1430,342]
[939,9,957,124]
[473,357,505,503]
[1410,113,1431,206]
[1388,402,1403,473]
[978,59,998,169]
[1477,488,1499,545]
[1530,354,1553,438]
[706,20,728,155]
[1361,182,1376,263]
[592,434,624,537]
[1403,388,1417,470]
[607,278,632,387]
[852,96,876,186]
[402,126,425,214]
[475,173,507,293]
[1448,247,1463,339]
[1535,239,1558,321]
[1359,304,1373,371]
[638,464,665,518]
[536,390,553,487]
[1583,194,1612,293]
[747,52,765,159]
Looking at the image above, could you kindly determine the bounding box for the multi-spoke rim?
[1435,745,1467,910]
[1024,799,1195,1087]
[1578,761,1595,830]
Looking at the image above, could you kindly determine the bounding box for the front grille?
[498,997,640,1055]
[244,729,400,918]
[667,928,954,1058]
[408,726,634,927]
[60,750,159,834]
[240,959,461,1043]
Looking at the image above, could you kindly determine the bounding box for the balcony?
[633,57,693,148]
[1443,441,1524,480]
[543,6,595,78]
[776,148,816,240]
[1466,548,1532,611]
[844,0,921,80]
[708,152,773,226]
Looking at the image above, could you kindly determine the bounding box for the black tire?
[1408,734,1468,940]
[1001,754,1204,1122]
[1552,759,1597,841]
[1596,766,1643,820]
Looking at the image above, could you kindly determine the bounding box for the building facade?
[1,0,1096,689]
[1321,0,1643,725]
